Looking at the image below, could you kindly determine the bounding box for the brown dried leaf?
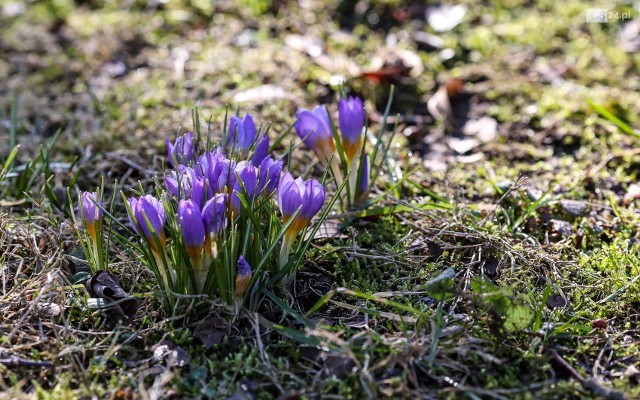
[194,317,227,349]
[86,270,138,319]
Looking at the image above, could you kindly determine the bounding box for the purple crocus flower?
[196,150,229,191]
[251,133,269,166]
[278,172,302,221]
[178,199,205,261]
[278,172,325,239]
[166,166,211,208]
[217,159,237,193]
[80,191,103,242]
[190,176,212,210]
[338,96,365,164]
[230,161,258,212]
[166,131,195,167]
[165,165,195,197]
[228,114,257,153]
[234,255,253,298]
[128,195,167,250]
[295,106,336,162]
[202,193,227,237]
[300,179,325,220]
[258,156,283,194]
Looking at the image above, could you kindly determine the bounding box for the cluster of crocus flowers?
[295,96,370,207]
[122,113,325,308]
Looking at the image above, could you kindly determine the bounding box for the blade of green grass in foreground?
[587,99,638,137]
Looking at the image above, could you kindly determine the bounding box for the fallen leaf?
[427,5,467,32]
[546,294,567,309]
[549,219,574,240]
[194,317,227,349]
[446,137,479,154]
[427,83,452,121]
[462,117,498,143]
[37,302,62,318]
[592,319,608,330]
[152,339,191,368]
[307,220,347,241]
[0,199,27,207]
[360,66,405,83]
[483,258,499,277]
[232,85,288,103]
[413,31,444,51]
[455,152,484,163]
[427,79,465,124]
[560,200,588,216]
[322,354,356,379]
[86,270,138,319]
[284,34,324,57]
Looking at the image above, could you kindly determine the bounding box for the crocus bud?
[178,199,205,261]
[166,131,194,167]
[196,150,228,190]
[251,133,269,166]
[165,165,195,198]
[258,156,283,194]
[128,195,167,251]
[202,193,227,237]
[278,172,325,240]
[230,161,258,213]
[295,106,336,163]
[80,191,103,243]
[217,159,237,193]
[228,114,257,154]
[190,176,211,210]
[234,255,253,298]
[300,179,325,221]
[338,96,365,164]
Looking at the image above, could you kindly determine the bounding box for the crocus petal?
[202,193,227,236]
[311,105,333,135]
[295,107,336,160]
[178,199,205,248]
[231,161,258,211]
[278,171,301,218]
[294,110,325,149]
[80,191,103,223]
[338,96,365,145]
[251,133,269,166]
[229,114,257,152]
[167,131,194,166]
[258,156,283,193]
[133,195,166,240]
[235,255,253,298]
[300,179,325,220]
[237,255,252,279]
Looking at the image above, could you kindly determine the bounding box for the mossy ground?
[2,0,640,398]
